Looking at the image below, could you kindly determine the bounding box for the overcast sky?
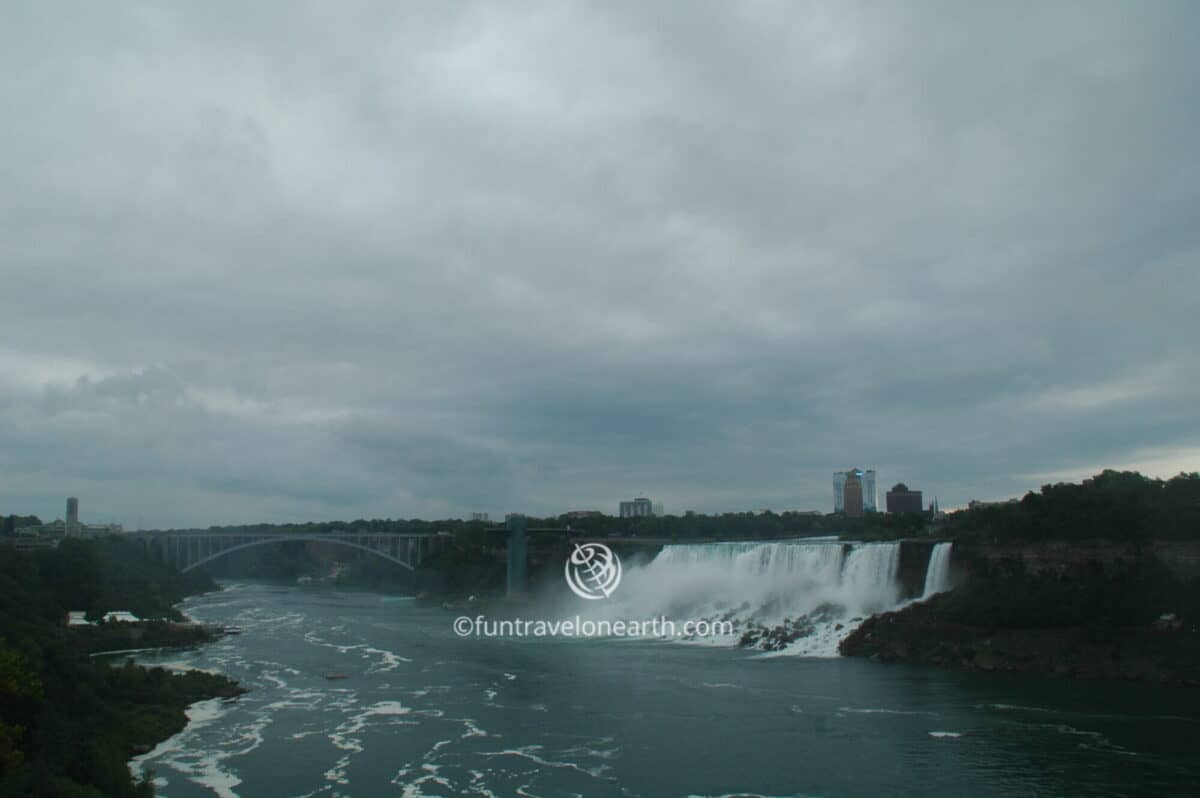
[2,1,1197,528]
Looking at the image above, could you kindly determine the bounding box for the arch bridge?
[135,530,447,573]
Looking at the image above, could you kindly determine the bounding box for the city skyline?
[2,3,1197,528]
[0,463,1159,530]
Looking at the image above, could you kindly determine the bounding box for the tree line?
[944,470,1200,542]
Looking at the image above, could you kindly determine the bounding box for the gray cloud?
[1,1,1197,527]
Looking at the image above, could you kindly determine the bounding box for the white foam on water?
[329,698,418,773]
[466,769,502,798]
[190,753,244,798]
[363,645,412,672]
[304,631,367,654]
[261,671,288,689]
[325,754,352,785]
[366,700,411,716]
[928,731,962,738]
[413,708,445,718]
[264,688,325,712]
[839,707,939,717]
[460,718,489,738]
[393,762,455,798]
[186,697,228,725]
[977,703,1056,713]
[478,744,613,781]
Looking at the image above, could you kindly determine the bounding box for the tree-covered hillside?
[0,539,237,797]
[945,470,1200,542]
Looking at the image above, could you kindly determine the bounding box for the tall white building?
[833,469,877,513]
[619,498,654,518]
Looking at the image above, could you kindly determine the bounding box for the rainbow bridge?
[133,529,447,573]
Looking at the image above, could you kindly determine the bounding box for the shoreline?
[839,593,1200,686]
[123,594,248,788]
[128,696,242,793]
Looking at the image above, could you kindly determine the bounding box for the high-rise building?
[885,483,924,514]
[833,469,876,513]
[66,497,79,530]
[619,498,654,518]
[843,472,865,518]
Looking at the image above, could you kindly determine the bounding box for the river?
[131,541,1200,797]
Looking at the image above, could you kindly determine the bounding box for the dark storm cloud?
[1,1,1197,526]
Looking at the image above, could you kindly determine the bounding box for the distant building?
[886,483,924,514]
[565,510,603,519]
[619,498,654,518]
[834,469,876,513]
[66,611,92,626]
[469,512,490,523]
[843,473,865,518]
[12,498,124,540]
[5,498,122,552]
[6,525,60,551]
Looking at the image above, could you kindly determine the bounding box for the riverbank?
[0,537,246,797]
[74,618,227,656]
[840,590,1200,686]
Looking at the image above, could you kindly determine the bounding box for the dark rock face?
[839,594,1200,686]
[738,619,811,651]
[896,540,938,598]
[954,540,1200,580]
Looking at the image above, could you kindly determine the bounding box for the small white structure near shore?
[66,611,93,626]
[102,611,141,623]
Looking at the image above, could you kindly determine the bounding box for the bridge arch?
[175,534,421,573]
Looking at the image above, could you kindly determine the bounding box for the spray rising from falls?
[921,542,953,599]
[600,540,905,657]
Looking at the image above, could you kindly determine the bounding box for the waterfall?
[593,539,904,656]
[841,542,902,612]
[921,542,954,599]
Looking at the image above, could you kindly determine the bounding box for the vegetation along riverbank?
[0,537,242,797]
